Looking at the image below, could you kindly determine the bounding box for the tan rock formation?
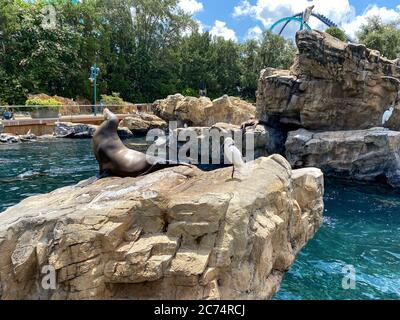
[0,156,323,300]
[154,94,256,127]
[286,127,400,188]
[257,30,400,131]
[122,113,167,135]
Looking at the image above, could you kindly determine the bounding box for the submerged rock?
[54,122,133,139]
[19,132,37,142]
[0,132,37,144]
[0,156,323,300]
[154,94,256,127]
[121,113,167,135]
[0,133,20,144]
[257,30,400,131]
[286,127,400,188]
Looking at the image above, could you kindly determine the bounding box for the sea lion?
[93,108,190,178]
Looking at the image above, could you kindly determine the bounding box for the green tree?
[178,31,213,96]
[325,26,348,42]
[357,16,400,59]
[0,0,299,105]
[258,31,296,70]
[239,39,259,100]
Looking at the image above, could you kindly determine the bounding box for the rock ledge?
[0,156,323,300]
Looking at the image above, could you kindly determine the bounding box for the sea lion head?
[102,108,119,130]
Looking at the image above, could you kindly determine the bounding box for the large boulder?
[286,127,400,188]
[154,94,256,127]
[54,122,98,138]
[0,157,323,300]
[0,131,37,144]
[121,113,167,135]
[204,95,256,127]
[257,30,400,131]
[54,122,133,139]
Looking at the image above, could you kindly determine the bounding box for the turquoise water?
[0,139,399,300]
[276,180,400,300]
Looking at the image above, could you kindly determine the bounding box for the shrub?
[100,92,125,105]
[325,26,348,42]
[25,97,62,111]
[181,88,198,97]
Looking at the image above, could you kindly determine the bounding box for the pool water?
[276,180,400,300]
[0,139,399,300]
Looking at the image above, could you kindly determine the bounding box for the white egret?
[224,137,245,179]
[382,106,394,125]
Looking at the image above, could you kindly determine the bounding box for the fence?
[0,104,155,136]
[0,103,155,119]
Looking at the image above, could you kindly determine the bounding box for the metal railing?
[0,104,155,119]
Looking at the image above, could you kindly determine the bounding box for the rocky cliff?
[0,156,323,300]
[286,128,400,188]
[257,30,400,131]
[255,30,400,189]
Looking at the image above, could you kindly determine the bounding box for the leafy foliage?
[100,92,125,105]
[26,97,62,106]
[325,26,348,42]
[0,0,297,104]
[357,16,400,59]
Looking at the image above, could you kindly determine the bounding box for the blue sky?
[178,0,400,41]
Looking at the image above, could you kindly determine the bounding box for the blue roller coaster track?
[270,11,341,37]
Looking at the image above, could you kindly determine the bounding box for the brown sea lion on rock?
[93,108,192,178]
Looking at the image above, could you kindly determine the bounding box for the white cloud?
[178,0,204,15]
[210,20,238,41]
[195,20,206,33]
[246,26,263,40]
[232,0,400,40]
[233,0,256,17]
[342,5,400,39]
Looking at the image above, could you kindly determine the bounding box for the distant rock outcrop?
[0,132,37,144]
[286,128,400,188]
[0,157,323,300]
[54,122,133,139]
[257,30,400,131]
[121,113,167,135]
[154,94,256,127]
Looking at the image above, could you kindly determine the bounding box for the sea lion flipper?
[97,170,112,179]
